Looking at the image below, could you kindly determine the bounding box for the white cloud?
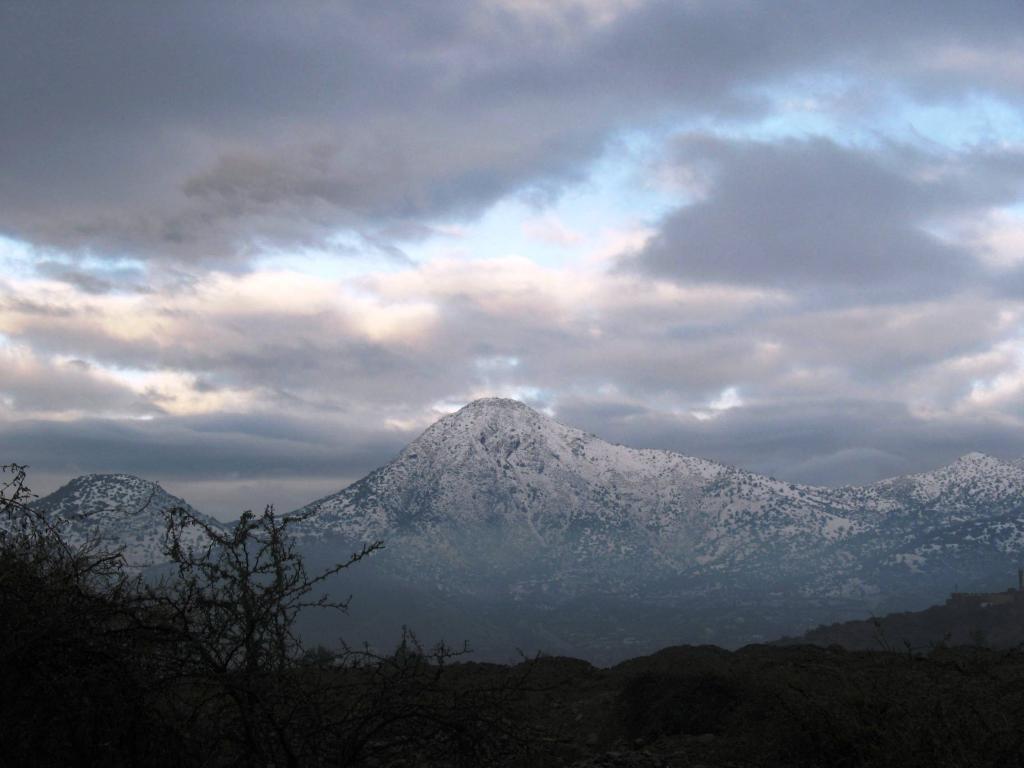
[692,386,743,421]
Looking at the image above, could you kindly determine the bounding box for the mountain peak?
[941,452,1011,475]
[36,473,179,520]
[425,397,548,436]
[74,472,158,487]
[955,452,994,464]
[457,397,537,414]
[32,473,218,566]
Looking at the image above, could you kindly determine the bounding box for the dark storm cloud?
[0,354,161,416]
[5,311,465,410]
[762,299,1014,380]
[33,260,151,294]
[2,411,410,499]
[627,136,1024,297]
[2,0,1023,262]
[555,397,1024,487]
[0,0,606,260]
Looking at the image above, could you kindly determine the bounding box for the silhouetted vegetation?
[0,464,537,767]
[782,598,1024,653]
[5,463,1024,767]
[511,644,1024,767]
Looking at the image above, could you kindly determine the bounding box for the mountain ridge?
[30,400,1024,584]
[292,399,1024,602]
[24,399,1024,657]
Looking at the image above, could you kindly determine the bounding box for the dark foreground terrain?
[486,643,1024,767]
[9,624,1024,768]
[782,595,1024,653]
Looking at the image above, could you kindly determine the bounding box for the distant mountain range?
[28,398,1024,661]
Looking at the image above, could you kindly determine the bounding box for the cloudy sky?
[3,1,1024,516]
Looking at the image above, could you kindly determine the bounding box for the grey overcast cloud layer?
[2,0,1024,516]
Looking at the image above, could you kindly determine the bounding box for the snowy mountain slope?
[295,400,838,591]
[295,399,1024,602]
[843,452,1024,521]
[26,401,1024,620]
[823,454,1024,590]
[31,474,219,566]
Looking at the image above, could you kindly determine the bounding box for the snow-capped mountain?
[295,399,1024,603]
[821,452,1024,596]
[295,399,861,593]
[845,452,1024,523]
[31,474,219,566]
[23,400,1024,658]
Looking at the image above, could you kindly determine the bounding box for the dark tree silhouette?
[150,504,537,766]
[0,464,181,767]
[0,465,537,767]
